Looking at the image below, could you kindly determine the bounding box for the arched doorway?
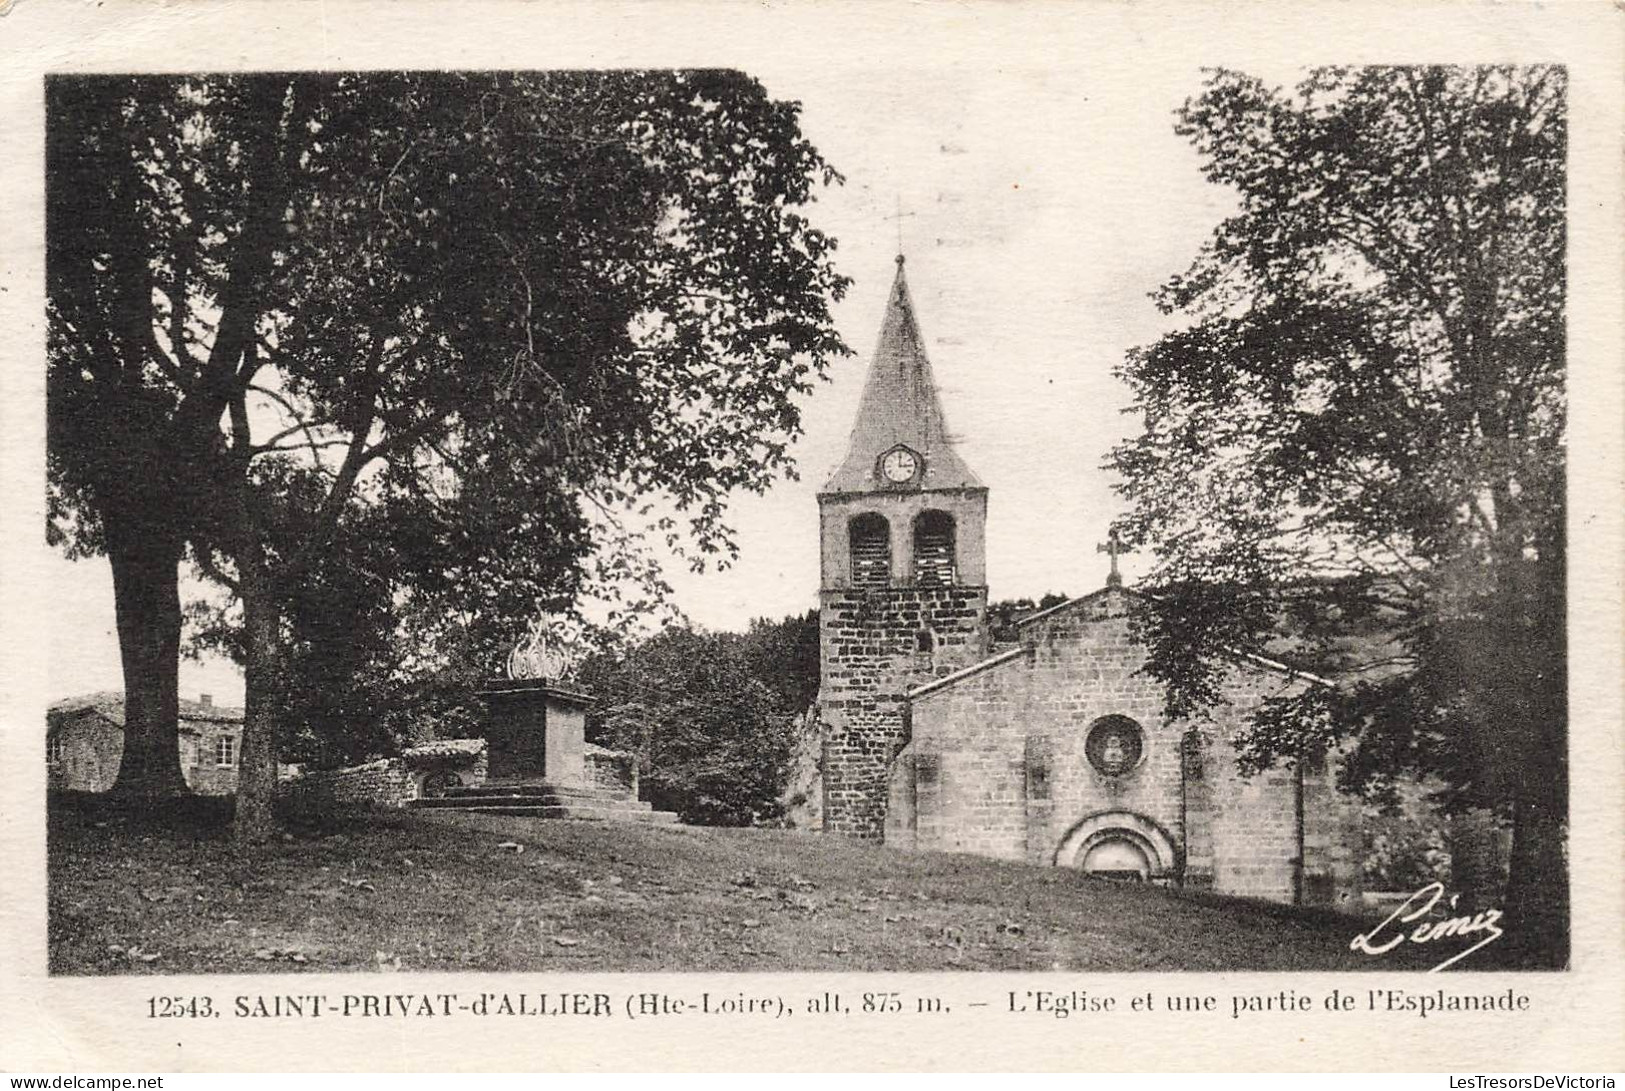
[1055,810,1178,882]
[1079,836,1153,881]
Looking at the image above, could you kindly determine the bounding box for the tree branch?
[279,333,392,582]
[1404,70,1471,286]
[143,323,185,387]
[166,254,201,375]
[257,437,354,457]
[192,546,241,594]
[359,409,452,467]
[245,383,346,470]
[379,142,415,214]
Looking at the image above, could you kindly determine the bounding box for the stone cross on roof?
[883,194,917,258]
[1097,529,1126,589]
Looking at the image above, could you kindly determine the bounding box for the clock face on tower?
[879,446,920,484]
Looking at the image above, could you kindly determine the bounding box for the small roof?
[821,257,983,495]
[48,691,244,731]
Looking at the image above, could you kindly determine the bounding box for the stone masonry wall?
[779,706,825,830]
[278,757,417,813]
[1297,747,1365,910]
[182,732,242,797]
[820,584,988,838]
[47,713,124,793]
[277,741,489,812]
[400,739,490,789]
[47,711,242,796]
[900,588,1361,906]
[584,744,638,797]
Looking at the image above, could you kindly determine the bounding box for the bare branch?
[247,382,313,423]
[165,254,201,374]
[257,438,354,457]
[245,383,352,474]
[378,142,415,214]
[143,323,185,387]
[192,547,241,594]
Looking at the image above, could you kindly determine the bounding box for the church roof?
[907,584,1336,702]
[821,258,983,495]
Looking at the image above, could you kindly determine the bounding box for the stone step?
[436,804,680,824]
[432,785,638,803]
[413,793,650,811]
[441,782,622,799]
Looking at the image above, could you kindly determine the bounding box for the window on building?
[47,734,64,765]
[1086,715,1145,777]
[913,510,956,586]
[215,736,236,767]
[849,513,891,588]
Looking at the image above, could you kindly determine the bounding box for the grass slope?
[48,792,1435,974]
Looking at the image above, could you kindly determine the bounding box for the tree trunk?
[107,531,190,798]
[232,555,282,844]
[1499,675,1569,967]
[1488,559,1566,969]
[1501,791,1569,968]
[1497,609,1568,968]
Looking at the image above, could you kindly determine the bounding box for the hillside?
[48,792,1437,974]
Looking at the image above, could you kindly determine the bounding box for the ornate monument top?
[505,615,584,683]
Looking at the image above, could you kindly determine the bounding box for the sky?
[44,46,1254,706]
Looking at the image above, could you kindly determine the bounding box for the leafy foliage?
[738,609,822,714]
[579,611,819,826]
[1361,780,1455,891]
[1109,66,1566,951]
[986,593,1070,644]
[46,72,850,826]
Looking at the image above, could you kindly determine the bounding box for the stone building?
[47,692,243,795]
[817,257,991,840]
[816,258,1364,907]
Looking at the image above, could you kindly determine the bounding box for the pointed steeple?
[822,257,983,494]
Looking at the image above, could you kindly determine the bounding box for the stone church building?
[816,258,1363,907]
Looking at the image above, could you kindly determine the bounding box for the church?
[815,257,1365,908]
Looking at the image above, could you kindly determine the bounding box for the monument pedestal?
[477,679,589,787]
[414,677,675,824]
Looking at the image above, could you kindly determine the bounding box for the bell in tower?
[816,256,990,839]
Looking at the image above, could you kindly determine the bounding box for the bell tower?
[817,256,989,839]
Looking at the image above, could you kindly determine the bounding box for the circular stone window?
[1086,716,1145,777]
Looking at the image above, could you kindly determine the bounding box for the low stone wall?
[278,739,489,811]
[584,744,638,797]
[278,757,416,812]
[403,739,489,795]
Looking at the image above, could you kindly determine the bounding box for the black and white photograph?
[5,0,1622,1075]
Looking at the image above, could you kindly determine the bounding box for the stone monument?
[478,617,590,786]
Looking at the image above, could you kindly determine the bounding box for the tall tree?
[48,77,288,796]
[987,592,1070,644]
[1109,66,1566,962]
[581,623,802,826]
[47,72,849,836]
[738,610,822,715]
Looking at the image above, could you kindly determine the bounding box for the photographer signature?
[1350,881,1504,973]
